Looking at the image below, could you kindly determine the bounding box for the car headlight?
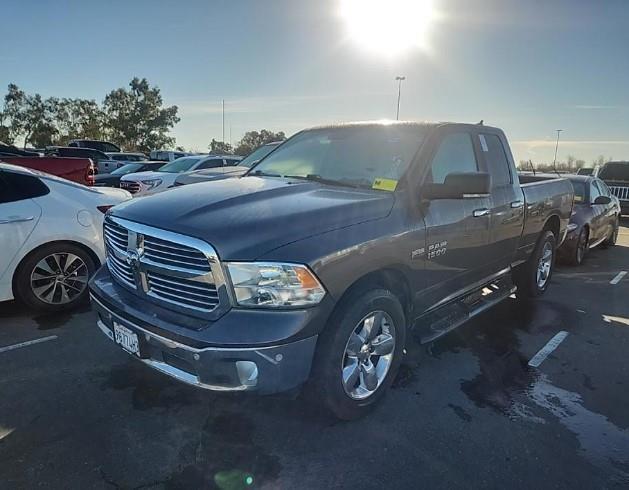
[141,178,162,190]
[567,223,578,232]
[225,262,325,308]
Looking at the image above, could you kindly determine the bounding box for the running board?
[415,276,516,344]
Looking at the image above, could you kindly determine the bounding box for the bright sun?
[340,0,436,56]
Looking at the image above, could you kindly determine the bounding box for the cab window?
[428,132,478,184]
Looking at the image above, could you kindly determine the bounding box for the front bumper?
[88,266,329,394]
[92,293,318,394]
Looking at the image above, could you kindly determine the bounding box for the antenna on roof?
[478,119,484,125]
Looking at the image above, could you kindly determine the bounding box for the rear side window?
[428,132,478,184]
[0,171,50,203]
[480,134,511,186]
[598,162,629,181]
[197,159,224,169]
[590,181,601,201]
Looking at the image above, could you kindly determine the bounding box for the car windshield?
[111,163,143,175]
[571,180,587,203]
[157,157,201,173]
[598,162,629,181]
[238,143,279,168]
[249,125,426,190]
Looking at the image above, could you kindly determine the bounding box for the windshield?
[249,126,426,190]
[598,162,629,181]
[238,143,279,168]
[157,157,201,173]
[571,180,587,203]
[111,163,143,175]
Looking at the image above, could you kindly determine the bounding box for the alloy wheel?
[341,311,396,400]
[30,253,89,304]
[536,241,553,289]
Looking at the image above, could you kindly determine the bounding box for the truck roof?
[302,120,502,133]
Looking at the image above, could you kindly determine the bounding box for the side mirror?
[593,195,611,205]
[422,172,491,200]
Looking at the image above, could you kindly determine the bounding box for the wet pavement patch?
[33,303,92,330]
[166,411,281,489]
[94,361,203,411]
[448,404,472,422]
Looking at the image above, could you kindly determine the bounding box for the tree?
[0,84,27,144]
[593,155,611,166]
[55,98,105,143]
[234,129,286,156]
[22,94,59,148]
[103,77,180,152]
[209,138,232,154]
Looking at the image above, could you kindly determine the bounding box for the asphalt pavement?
[1,220,628,489]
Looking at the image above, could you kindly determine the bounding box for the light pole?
[395,76,405,120]
[222,99,225,143]
[553,129,563,167]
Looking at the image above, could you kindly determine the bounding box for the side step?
[415,276,516,344]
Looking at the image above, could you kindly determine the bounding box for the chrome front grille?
[103,216,226,318]
[120,181,140,193]
[143,235,211,273]
[609,185,629,202]
[147,271,220,312]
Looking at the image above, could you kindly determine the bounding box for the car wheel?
[14,243,96,312]
[515,230,556,298]
[569,228,589,265]
[309,288,406,420]
[601,217,619,248]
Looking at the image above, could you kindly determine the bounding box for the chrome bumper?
[91,294,318,394]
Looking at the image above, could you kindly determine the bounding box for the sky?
[2,0,629,164]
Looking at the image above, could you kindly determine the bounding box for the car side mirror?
[421,172,491,200]
[593,195,611,205]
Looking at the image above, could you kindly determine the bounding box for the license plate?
[113,322,140,356]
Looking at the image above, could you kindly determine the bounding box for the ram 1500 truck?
[89,122,573,419]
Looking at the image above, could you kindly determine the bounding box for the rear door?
[588,180,605,243]
[419,129,493,310]
[0,172,44,287]
[478,132,525,272]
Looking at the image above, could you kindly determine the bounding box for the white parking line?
[610,271,627,285]
[528,331,569,368]
[0,335,58,354]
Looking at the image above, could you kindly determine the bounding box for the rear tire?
[14,243,96,312]
[601,217,619,248]
[514,230,556,298]
[309,288,406,420]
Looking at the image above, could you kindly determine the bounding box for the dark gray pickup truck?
[89,121,573,419]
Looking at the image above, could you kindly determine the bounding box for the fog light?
[235,361,258,387]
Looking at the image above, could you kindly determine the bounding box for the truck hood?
[120,170,165,181]
[110,176,395,260]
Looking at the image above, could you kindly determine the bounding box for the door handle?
[510,200,524,208]
[0,216,35,224]
[473,208,490,217]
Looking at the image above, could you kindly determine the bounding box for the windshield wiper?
[284,174,360,189]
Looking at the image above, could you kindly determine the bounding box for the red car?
[0,143,95,185]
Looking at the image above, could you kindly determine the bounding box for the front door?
[419,130,493,312]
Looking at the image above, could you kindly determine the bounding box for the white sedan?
[119,154,241,196]
[0,163,131,311]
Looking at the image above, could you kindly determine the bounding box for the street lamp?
[553,129,563,167]
[395,76,405,120]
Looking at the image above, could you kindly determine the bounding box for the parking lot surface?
[1,220,628,489]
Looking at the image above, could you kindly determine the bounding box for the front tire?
[601,217,619,248]
[568,228,588,266]
[310,288,406,420]
[14,243,96,312]
[514,230,556,298]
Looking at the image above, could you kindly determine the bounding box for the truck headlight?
[225,262,325,308]
[142,178,162,190]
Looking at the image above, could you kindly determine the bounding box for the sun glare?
[340,0,436,56]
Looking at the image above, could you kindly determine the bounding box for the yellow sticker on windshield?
[372,178,398,191]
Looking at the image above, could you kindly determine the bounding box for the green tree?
[22,94,59,148]
[55,98,105,144]
[103,77,180,152]
[209,138,233,154]
[234,129,286,156]
[0,84,27,144]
